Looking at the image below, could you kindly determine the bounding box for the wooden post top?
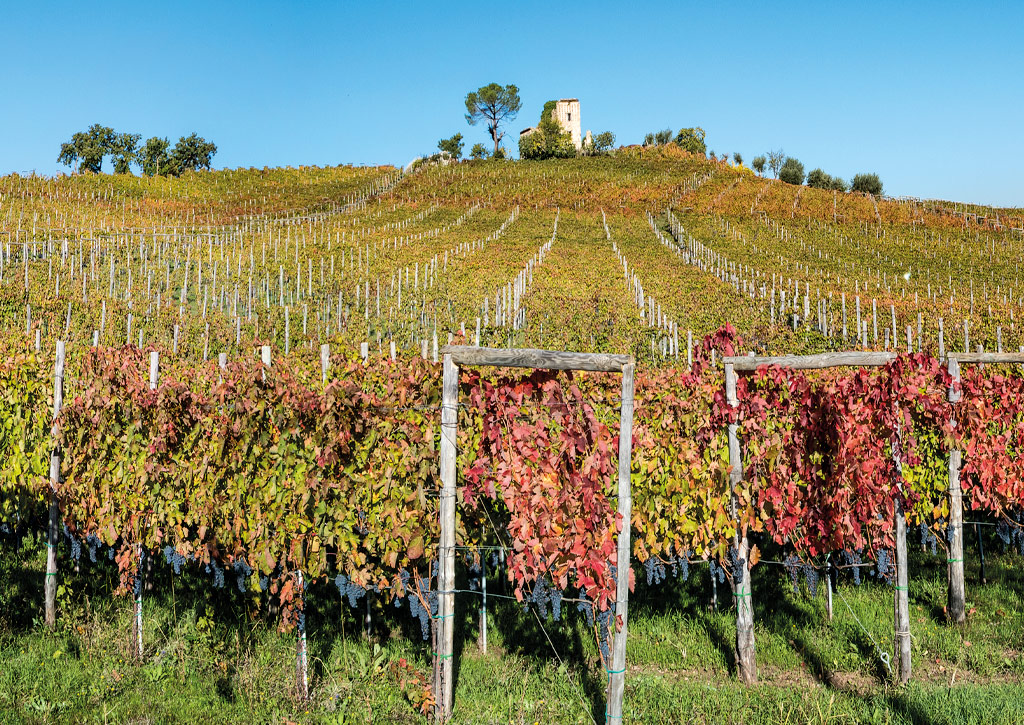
[439,345,633,373]
[724,350,1024,372]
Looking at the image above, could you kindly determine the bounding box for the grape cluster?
[727,547,746,586]
[63,524,81,561]
[259,575,269,592]
[407,589,437,640]
[464,553,482,591]
[783,554,801,595]
[643,556,667,586]
[576,591,595,627]
[296,609,306,633]
[334,574,367,608]
[355,508,368,535]
[394,569,411,608]
[163,546,188,575]
[233,560,253,593]
[87,534,102,563]
[841,550,863,586]
[872,549,894,581]
[708,558,726,585]
[205,560,225,589]
[596,607,613,662]
[802,564,820,597]
[672,550,692,582]
[919,523,938,555]
[529,578,562,621]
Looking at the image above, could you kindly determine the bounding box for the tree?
[752,156,767,175]
[851,173,883,196]
[779,157,805,185]
[57,123,115,173]
[469,143,487,160]
[766,149,785,178]
[437,133,464,160]
[109,132,141,174]
[170,133,217,173]
[138,137,174,176]
[733,152,743,166]
[594,131,616,152]
[807,168,848,191]
[492,147,507,160]
[655,128,673,145]
[465,83,522,157]
[675,127,707,156]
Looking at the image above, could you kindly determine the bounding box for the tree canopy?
[779,157,805,185]
[437,133,464,160]
[674,127,707,156]
[138,137,174,177]
[171,133,217,173]
[851,173,883,196]
[465,83,521,157]
[59,126,216,176]
[807,168,848,192]
[57,124,115,173]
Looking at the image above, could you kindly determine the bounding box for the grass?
[1,529,1022,724]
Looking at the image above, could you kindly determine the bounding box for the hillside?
[1,149,1021,362]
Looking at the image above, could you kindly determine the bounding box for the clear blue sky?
[2,1,1021,207]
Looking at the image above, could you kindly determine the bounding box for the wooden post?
[435,353,459,720]
[320,344,330,385]
[947,358,966,624]
[44,340,66,628]
[825,559,834,621]
[725,362,757,685]
[893,419,912,683]
[296,571,309,700]
[606,362,635,722]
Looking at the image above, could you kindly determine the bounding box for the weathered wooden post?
[893,416,912,683]
[725,361,757,685]
[606,362,635,722]
[44,340,66,628]
[435,352,459,720]
[947,357,966,623]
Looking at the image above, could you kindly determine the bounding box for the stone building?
[519,98,591,151]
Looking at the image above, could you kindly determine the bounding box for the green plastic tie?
[606,667,626,674]
[947,558,963,563]
[894,585,908,591]
[432,652,453,659]
[734,591,751,597]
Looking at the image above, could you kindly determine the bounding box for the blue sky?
[2,1,1021,207]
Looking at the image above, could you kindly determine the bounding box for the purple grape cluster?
[205,560,225,589]
[783,554,801,594]
[841,550,863,586]
[233,560,253,592]
[530,578,562,621]
[163,546,188,575]
[334,574,367,608]
[727,547,746,586]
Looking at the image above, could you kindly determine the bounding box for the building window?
[567,112,572,122]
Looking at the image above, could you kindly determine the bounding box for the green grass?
[1,530,1022,724]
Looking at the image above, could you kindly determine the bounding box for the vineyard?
[1,150,1023,724]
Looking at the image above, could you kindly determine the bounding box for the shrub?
[779,157,805,185]
[851,173,883,196]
